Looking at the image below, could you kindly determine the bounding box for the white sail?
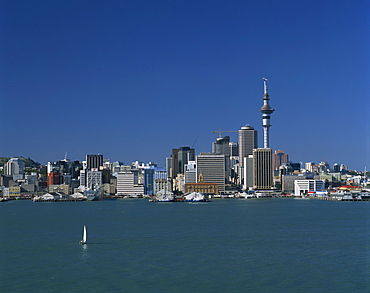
[82,225,87,243]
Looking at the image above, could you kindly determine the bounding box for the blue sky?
[1,0,369,170]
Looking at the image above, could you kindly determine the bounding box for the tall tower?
[260,77,275,148]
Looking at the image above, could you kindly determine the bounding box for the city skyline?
[1,1,369,170]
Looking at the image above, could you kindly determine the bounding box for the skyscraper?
[86,154,103,171]
[170,147,195,179]
[196,153,226,194]
[4,157,25,181]
[272,150,289,171]
[238,124,258,160]
[260,78,275,148]
[212,136,230,155]
[252,148,273,189]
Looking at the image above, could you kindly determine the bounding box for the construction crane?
[211,129,238,138]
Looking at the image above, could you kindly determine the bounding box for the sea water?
[1,198,369,292]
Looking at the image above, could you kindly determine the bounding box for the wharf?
[317,197,370,201]
[33,198,86,202]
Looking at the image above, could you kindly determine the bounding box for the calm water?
[1,198,369,292]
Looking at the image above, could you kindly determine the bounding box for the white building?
[4,158,25,181]
[116,172,144,196]
[185,161,197,184]
[86,170,102,190]
[294,180,325,196]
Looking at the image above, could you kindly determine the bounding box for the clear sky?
[1,0,369,170]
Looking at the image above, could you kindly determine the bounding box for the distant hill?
[0,157,41,168]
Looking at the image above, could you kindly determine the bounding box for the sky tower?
[260,77,275,148]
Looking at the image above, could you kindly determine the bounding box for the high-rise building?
[260,78,275,148]
[212,136,230,155]
[243,155,253,190]
[4,157,25,181]
[238,124,258,160]
[272,150,289,171]
[196,153,226,194]
[252,148,273,189]
[86,154,103,171]
[170,147,195,179]
[47,171,62,187]
[143,168,155,196]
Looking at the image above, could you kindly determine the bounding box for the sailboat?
[80,225,87,244]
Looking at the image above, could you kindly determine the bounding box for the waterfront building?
[116,171,144,196]
[294,180,325,196]
[272,150,289,171]
[184,182,219,195]
[260,77,275,148]
[154,168,168,195]
[49,184,70,194]
[281,174,306,193]
[252,148,273,190]
[4,157,25,181]
[86,170,102,190]
[143,168,155,196]
[196,153,226,194]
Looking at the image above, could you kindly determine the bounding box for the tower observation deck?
[260,77,275,148]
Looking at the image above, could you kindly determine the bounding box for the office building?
[170,147,195,179]
[252,148,273,189]
[212,136,230,155]
[238,125,258,160]
[294,180,325,196]
[272,150,289,171]
[116,171,144,196]
[243,155,253,190]
[196,153,226,194]
[86,154,103,170]
[86,170,102,190]
[4,157,25,181]
[185,161,197,184]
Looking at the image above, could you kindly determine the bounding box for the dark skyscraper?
[86,154,103,170]
[171,147,195,179]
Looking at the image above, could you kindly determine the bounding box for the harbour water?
[1,198,369,292]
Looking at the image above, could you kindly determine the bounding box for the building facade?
[238,124,258,160]
[196,153,226,194]
[4,158,25,181]
[252,148,273,190]
[116,171,144,196]
[272,150,289,171]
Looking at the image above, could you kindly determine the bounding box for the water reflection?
[80,244,89,260]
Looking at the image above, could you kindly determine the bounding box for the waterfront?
[1,198,369,292]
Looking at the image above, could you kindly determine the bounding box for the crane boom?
[211,129,238,138]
